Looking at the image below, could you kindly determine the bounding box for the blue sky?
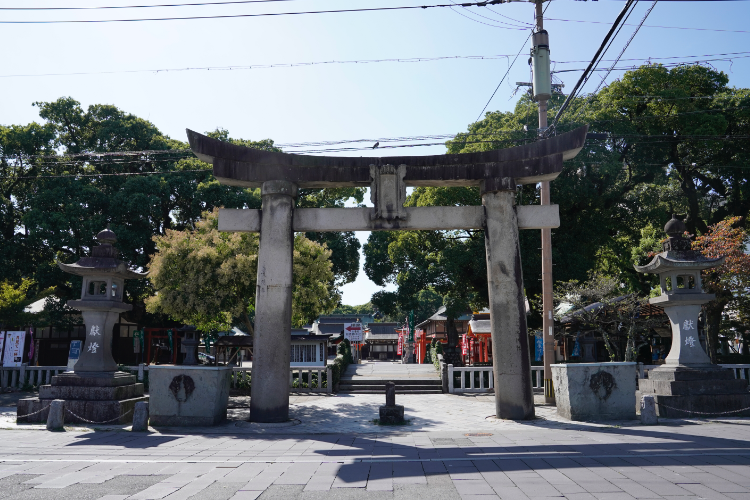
[2,0,749,305]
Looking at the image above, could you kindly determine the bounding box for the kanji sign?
[397,331,403,356]
[343,323,363,343]
[2,331,25,367]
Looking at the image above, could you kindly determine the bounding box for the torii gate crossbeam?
[187,126,588,422]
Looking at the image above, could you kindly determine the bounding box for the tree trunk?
[446,316,459,348]
[242,310,255,339]
[704,304,723,364]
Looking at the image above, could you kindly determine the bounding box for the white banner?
[3,331,26,367]
[343,323,363,343]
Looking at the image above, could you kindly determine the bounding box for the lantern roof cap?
[634,252,724,274]
[57,227,148,279]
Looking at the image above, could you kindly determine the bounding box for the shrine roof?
[468,319,492,335]
[186,126,588,188]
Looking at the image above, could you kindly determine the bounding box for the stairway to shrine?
[338,361,443,394]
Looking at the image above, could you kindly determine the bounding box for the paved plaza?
[2,387,750,500]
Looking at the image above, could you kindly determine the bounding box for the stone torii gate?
[187,126,588,422]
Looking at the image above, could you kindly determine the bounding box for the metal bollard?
[640,394,658,425]
[47,400,65,431]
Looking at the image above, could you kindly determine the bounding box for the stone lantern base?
[636,365,750,418]
[17,371,147,425]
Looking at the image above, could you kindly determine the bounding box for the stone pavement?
[341,363,440,380]
[2,392,750,499]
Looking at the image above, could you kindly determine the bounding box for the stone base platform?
[16,371,147,424]
[637,365,750,418]
[379,404,405,424]
[149,365,231,427]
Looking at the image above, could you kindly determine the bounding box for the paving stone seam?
[3,451,750,466]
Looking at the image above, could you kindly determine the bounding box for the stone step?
[339,384,442,392]
[339,378,441,385]
[338,389,443,394]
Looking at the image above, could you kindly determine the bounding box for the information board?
[67,340,82,372]
[2,331,26,367]
[343,323,363,343]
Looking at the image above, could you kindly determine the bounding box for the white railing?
[531,366,544,389]
[0,363,332,394]
[721,364,750,380]
[638,363,750,380]
[231,366,332,394]
[0,365,67,389]
[448,364,493,393]
[447,365,545,394]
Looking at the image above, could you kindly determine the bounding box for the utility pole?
[531,0,556,405]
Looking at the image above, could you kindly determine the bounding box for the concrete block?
[552,362,637,421]
[148,365,231,426]
[379,405,404,424]
[640,395,658,425]
[47,400,65,431]
[132,401,149,431]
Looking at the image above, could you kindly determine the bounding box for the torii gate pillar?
[482,178,534,419]
[252,180,297,422]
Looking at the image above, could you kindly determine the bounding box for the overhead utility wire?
[546,0,637,135]
[552,54,750,73]
[545,17,750,34]
[0,0,314,9]
[0,0,518,23]
[475,31,533,121]
[2,51,747,79]
[4,0,745,8]
[569,0,657,123]
[592,0,657,95]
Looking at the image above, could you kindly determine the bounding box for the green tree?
[146,209,338,334]
[2,98,361,326]
[693,216,750,363]
[0,278,37,329]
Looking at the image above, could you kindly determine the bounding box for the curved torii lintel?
[186,125,588,189]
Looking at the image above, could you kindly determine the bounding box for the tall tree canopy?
[365,64,750,338]
[0,97,359,327]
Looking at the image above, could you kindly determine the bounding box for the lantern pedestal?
[17,372,147,425]
[17,228,149,426]
[634,215,750,419]
[636,366,750,418]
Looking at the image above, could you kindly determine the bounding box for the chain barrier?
[65,408,132,425]
[655,402,750,416]
[16,405,51,419]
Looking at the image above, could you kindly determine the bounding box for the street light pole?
[532,0,556,404]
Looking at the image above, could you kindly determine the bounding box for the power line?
[552,54,750,73]
[547,0,638,134]
[0,0,310,9]
[546,17,750,35]
[2,51,746,79]
[0,0,516,24]
[592,0,658,95]
[475,32,533,121]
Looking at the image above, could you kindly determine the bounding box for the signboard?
[397,331,403,356]
[534,333,543,362]
[343,323,363,343]
[461,335,468,356]
[3,331,26,367]
[67,340,82,371]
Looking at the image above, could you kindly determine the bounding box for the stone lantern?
[58,228,148,375]
[17,228,149,424]
[179,325,199,366]
[634,215,750,417]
